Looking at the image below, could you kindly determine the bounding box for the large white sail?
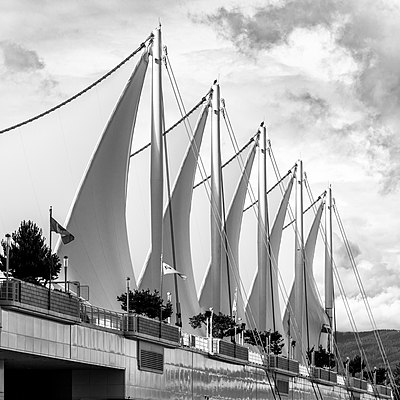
[138,102,209,330]
[199,142,257,318]
[245,175,294,332]
[57,52,149,310]
[283,201,329,362]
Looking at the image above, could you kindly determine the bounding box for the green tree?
[189,311,242,339]
[314,345,336,368]
[349,355,366,377]
[243,329,284,355]
[117,288,172,321]
[392,362,400,400]
[363,367,386,384]
[0,220,61,285]
[376,367,387,385]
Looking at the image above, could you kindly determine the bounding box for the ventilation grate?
[139,349,164,373]
[276,379,289,395]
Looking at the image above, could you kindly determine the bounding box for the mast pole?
[258,123,268,331]
[325,185,334,351]
[150,26,164,288]
[294,160,305,361]
[210,82,222,312]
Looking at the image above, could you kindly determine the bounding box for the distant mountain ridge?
[336,330,400,371]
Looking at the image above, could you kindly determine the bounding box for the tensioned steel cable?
[129,93,210,158]
[334,203,396,395]
[0,33,154,135]
[193,134,257,189]
[304,180,381,400]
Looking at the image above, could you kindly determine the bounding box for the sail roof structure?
[283,201,329,362]
[245,174,294,333]
[199,141,257,318]
[57,52,149,311]
[138,102,209,330]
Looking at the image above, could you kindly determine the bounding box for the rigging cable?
[193,134,257,189]
[130,92,210,158]
[161,93,182,326]
[334,202,397,395]
[213,100,288,398]
[220,106,322,400]
[266,151,334,400]
[0,33,154,135]
[304,177,365,370]
[304,178,383,400]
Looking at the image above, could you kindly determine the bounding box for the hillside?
[336,330,400,371]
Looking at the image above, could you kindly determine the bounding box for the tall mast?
[258,123,269,330]
[294,159,305,361]
[150,26,164,285]
[325,185,334,348]
[210,82,222,312]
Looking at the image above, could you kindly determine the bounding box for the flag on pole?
[162,262,187,280]
[232,287,238,317]
[50,217,75,244]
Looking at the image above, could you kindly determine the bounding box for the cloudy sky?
[0,0,399,332]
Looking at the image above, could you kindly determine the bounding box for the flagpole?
[49,206,53,310]
[159,255,163,338]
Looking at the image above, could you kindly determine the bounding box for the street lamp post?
[234,318,242,344]
[5,234,11,297]
[166,292,171,324]
[209,307,214,354]
[126,277,131,331]
[63,256,68,293]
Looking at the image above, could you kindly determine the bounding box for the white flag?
[232,287,238,316]
[162,262,187,280]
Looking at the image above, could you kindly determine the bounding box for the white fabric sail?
[138,103,209,330]
[199,142,257,318]
[57,52,149,311]
[245,175,294,332]
[283,201,329,362]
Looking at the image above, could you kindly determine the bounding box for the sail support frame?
[210,82,222,312]
[294,160,305,361]
[149,26,164,289]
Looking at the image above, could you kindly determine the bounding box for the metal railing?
[80,303,123,330]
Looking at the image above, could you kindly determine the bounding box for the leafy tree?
[394,363,400,385]
[314,345,336,368]
[376,367,387,385]
[0,220,61,285]
[349,355,366,377]
[363,367,386,384]
[244,329,284,355]
[117,288,172,321]
[392,362,400,400]
[189,311,242,339]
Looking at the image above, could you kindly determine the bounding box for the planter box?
[348,377,368,391]
[212,339,249,362]
[375,385,392,397]
[125,314,180,345]
[218,340,235,358]
[269,355,299,375]
[311,367,337,383]
[0,279,79,319]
